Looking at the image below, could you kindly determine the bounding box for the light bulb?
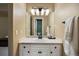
[36,9,39,16]
[45,9,49,16]
[31,9,35,15]
[41,9,44,16]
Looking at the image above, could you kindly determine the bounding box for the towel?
[63,16,79,56]
[64,16,75,42]
[70,16,79,55]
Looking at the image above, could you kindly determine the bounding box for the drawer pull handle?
[28,51,30,53]
[50,51,53,54]
[38,51,42,54]
[54,46,57,49]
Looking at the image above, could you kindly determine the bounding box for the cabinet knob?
[38,51,42,54]
[28,51,30,53]
[54,46,57,49]
[23,46,26,48]
[50,51,53,54]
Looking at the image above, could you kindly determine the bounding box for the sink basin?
[19,37,63,44]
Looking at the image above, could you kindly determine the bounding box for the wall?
[0,17,8,38]
[0,4,8,39]
[8,3,26,56]
[8,3,13,56]
[55,3,79,40]
[25,12,30,37]
[48,12,55,37]
[13,3,26,56]
[0,4,8,17]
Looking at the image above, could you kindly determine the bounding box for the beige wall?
[13,3,26,56]
[8,3,26,56]
[0,17,8,38]
[0,4,8,17]
[48,12,55,37]
[8,3,13,56]
[55,3,79,40]
[25,12,30,36]
[0,4,8,39]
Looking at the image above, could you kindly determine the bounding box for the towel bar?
[62,21,65,24]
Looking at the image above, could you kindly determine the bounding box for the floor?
[0,47,8,56]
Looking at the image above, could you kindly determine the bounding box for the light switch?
[15,30,18,35]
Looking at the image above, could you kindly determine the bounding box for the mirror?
[30,16,48,36]
[25,3,55,37]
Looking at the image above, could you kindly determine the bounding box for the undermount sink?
[19,37,63,44]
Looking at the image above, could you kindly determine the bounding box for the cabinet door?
[19,44,30,56]
[31,44,50,56]
[50,44,62,56]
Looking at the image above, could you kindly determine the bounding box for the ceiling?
[0,3,8,17]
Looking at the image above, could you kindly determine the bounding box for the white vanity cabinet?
[19,43,63,56]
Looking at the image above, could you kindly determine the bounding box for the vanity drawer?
[30,44,50,56]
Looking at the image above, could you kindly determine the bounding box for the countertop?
[19,37,63,44]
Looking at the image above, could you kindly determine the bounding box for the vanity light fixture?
[31,8,35,15]
[41,8,45,16]
[45,9,49,16]
[31,8,49,16]
[36,8,39,16]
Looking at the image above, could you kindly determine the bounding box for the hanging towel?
[70,16,79,55]
[63,16,79,56]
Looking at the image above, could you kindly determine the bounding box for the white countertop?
[19,37,63,44]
